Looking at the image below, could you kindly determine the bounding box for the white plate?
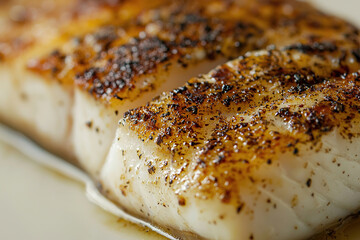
[0,1,359,239]
[0,127,167,240]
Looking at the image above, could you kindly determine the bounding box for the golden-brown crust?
[3,0,360,208]
[0,0,89,59]
[123,48,360,205]
[0,0,167,60]
[25,0,359,104]
[29,0,265,97]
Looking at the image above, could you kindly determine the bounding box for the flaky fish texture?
[20,0,360,174]
[0,0,360,239]
[103,50,360,240]
[0,0,161,160]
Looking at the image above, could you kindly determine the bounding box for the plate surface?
[0,139,167,240]
[0,0,359,239]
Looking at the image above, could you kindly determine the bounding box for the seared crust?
[0,0,166,60]
[29,0,265,98]
[26,0,359,103]
[13,0,359,209]
[122,49,360,206]
[1,0,360,239]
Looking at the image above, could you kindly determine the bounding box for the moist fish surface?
[0,0,360,239]
[33,0,358,175]
[102,50,360,240]
[0,0,170,162]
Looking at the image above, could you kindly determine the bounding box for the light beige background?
[311,0,360,26]
[0,0,359,239]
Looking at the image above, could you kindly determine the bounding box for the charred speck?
[190,141,200,146]
[332,102,345,113]
[165,127,172,136]
[82,68,97,81]
[284,42,338,53]
[223,96,232,107]
[293,148,299,155]
[276,107,289,117]
[186,106,198,114]
[237,203,245,213]
[293,73,301,82]
[222,84,233,93]
[148,165,156,174]
[86,121,93,128]
[115,94,124,100]
[155,135,163,145]
[324,97,345,113]
[306,178,312,187]
[235,123,248,129]
[161,112,170,117]
[173,86,188,94]
[168,104,180,110]
[305,111,325,131]
[197,159,207,168]
[178,196,186,206]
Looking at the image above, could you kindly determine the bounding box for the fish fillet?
[0,0,360,239]
[102,50,360,239]
[0,0,171,161]
[24,0,359,175]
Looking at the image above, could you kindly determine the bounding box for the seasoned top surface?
[0,0,99,59]
[27,0,359,103]
[0,0,165,60]
[123,48,360,205]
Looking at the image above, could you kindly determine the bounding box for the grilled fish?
[0,0,169,161]
[102,50,360,239]
[0,0,360,239]
[19,0,360,176]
